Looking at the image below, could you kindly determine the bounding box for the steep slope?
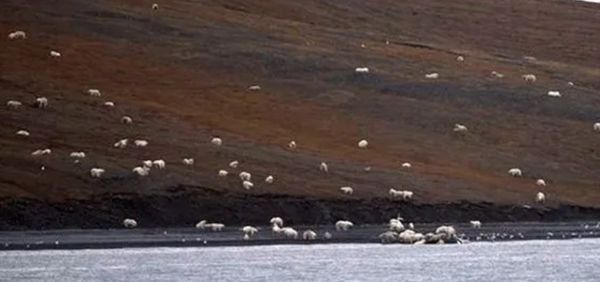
[0,0,599,228]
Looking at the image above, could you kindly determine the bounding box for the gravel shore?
[2,221,599,251]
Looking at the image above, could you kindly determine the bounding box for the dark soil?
[2,186,600,230]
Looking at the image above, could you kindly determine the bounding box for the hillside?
[1,0,599,228]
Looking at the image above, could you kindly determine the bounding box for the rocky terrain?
[1,0,599,229]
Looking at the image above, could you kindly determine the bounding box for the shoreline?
[2,221,599,251]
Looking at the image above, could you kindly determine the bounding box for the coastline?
[3,190,600,251]
[1,221,599,251]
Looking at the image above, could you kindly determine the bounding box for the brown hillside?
[1,0,599,211]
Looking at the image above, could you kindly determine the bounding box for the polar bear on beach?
[335,220,354,231]
[123,218,137,228]
[302,230,317,240]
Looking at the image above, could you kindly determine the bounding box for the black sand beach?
[2,221,599,251]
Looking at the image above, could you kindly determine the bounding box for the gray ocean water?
[1,239,599,282]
